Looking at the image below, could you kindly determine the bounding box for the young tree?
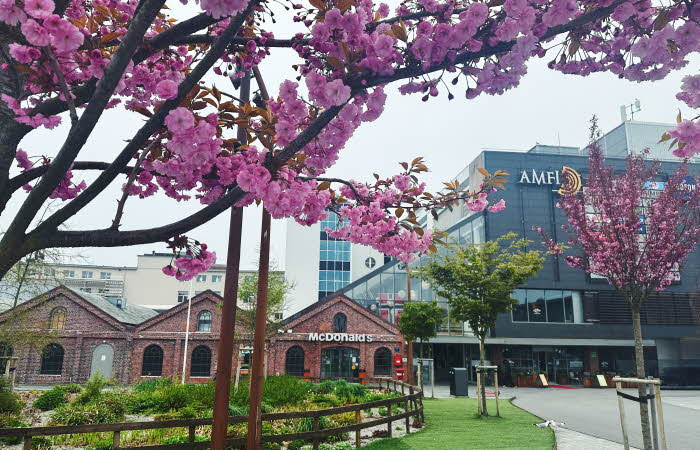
[417,232,544,416]
[398,300,445,355]
[0,0,696,283]
[539,123,700,449]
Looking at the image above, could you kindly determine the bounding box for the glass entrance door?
[321,347,360,378]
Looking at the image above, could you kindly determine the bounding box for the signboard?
[308,333,373,342]
[518,166,583,196]
[596,374,608,387]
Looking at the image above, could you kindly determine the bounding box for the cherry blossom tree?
[538,121,700,449]
[0,0,698,283]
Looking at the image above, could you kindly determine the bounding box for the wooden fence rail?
[0,378,423,450]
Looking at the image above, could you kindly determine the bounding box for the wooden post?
[476,369,482,415]
[647,382,658,450]
[654,384,667,450]
[189,424,196,443]
[312,416,320,450]
[355,409,361,448]
[387,403,393,437]
[112,430,120,449]
[23,436,31,450]
[409,385,415,418]
[615,380,630,450]
[401,383,405,395]
[494,369,500,418]
[405,399,410,433]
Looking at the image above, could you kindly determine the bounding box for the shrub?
[329,412,355,427]
[154,384,190,411]
[75,374,108,405]
[378,406,388,417]
[87,439,113,450]
[333,382,366,404]
[33,388,67,411]
[0,391,21,415]
[57,384,83,394]
[0,416,27,445]
[133,377,173,393]
[49,392,126,426]
[125,391,162,414]
[228,404,248,416]
[262,375,312,407]
[296,416,329,433]
[308,393,342,408]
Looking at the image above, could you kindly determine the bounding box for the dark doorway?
[321,346,360,378]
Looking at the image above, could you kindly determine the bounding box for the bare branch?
[110,139,158,230]
[44,47,78,126]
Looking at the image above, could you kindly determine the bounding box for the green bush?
[154,384,190,411]
[0,391,21,415]
[87,439,113,450]
[33,388,67,411]
[49,392,126,426]
[57,384,83,394]
[0,416,27,445]
[133,377,173,393]
[378,406,388,417]
[228,404,248,416]
[161,434,208,444]
[262,376,312,406]
[296,416,329,433]
[75,374,108,405]
[125,391,162,414]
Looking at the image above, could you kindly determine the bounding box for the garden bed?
[0,375,418,449]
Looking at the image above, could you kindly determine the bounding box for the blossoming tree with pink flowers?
[0,0,699,283]
[538,121,700,449]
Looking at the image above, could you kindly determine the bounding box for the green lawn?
[363,398,554,449]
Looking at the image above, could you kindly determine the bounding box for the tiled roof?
[71,289,159,325]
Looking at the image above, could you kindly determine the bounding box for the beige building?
[41,253,281,312]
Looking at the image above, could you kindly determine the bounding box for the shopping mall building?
[330,121,700,387]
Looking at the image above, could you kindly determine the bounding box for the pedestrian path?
[556,427,640,450]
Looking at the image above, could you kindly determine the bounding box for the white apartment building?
[37,252,280,312]
[284,216,388,314]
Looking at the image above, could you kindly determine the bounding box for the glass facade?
[319,215,351,299]
[338,214,485,333]
[511,289,583,323]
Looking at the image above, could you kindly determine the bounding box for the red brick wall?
[269,297,404,378]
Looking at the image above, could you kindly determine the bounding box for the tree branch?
[1,0,167,246]
[30,1,258,237]
[110,139,158,230]
[44,47,78,126]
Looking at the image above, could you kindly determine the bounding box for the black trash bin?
[449,367,468,397]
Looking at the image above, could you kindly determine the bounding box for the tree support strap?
[616,391,655,403]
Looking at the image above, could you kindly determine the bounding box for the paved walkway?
[512,387,700,450]
[556,427,640,450]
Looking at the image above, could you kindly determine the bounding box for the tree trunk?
[479,336,488,416]
[631,303,652,450]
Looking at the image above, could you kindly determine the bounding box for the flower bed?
[1,375,417,449]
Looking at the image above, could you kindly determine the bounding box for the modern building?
[0,286,403,385]
[285,215,388,314]
[332,120,700,386]
[12,253,282,312]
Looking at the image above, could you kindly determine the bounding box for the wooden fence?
[0,378,424,449]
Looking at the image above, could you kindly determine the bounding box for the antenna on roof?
[620,99,642,122]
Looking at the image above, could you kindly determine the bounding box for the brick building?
[0,287,405,385]
[268,295,405,379]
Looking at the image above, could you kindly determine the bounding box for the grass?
[363,398,554,450]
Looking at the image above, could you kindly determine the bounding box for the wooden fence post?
[494,369,500,418]
[654,384,667,450]
[23,436,31,450]
[112,430,120,449]
[615,380,630,450]
[355,409,361,448]
[312,416,320,450]
[189,424,196,443]
[387,403,393,438]
[401,383,405,395]
[405,398,410,433]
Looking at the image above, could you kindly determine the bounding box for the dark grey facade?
[335,122,700,386]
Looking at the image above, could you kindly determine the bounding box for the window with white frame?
[177,291,189,303]
[212,275,222,282]
[196,275,207,282]
[100,272,111,280]
[82,271,93,279]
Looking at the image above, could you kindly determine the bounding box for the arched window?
[285,346,305,376]
[141,345,164,376]
[197,310,212,332]
[49,307,66,329]
[190,346,212,377]
[0,343,13,374]
[40,344,64,375]
[333,313,347,333]
[374,347,392,376]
